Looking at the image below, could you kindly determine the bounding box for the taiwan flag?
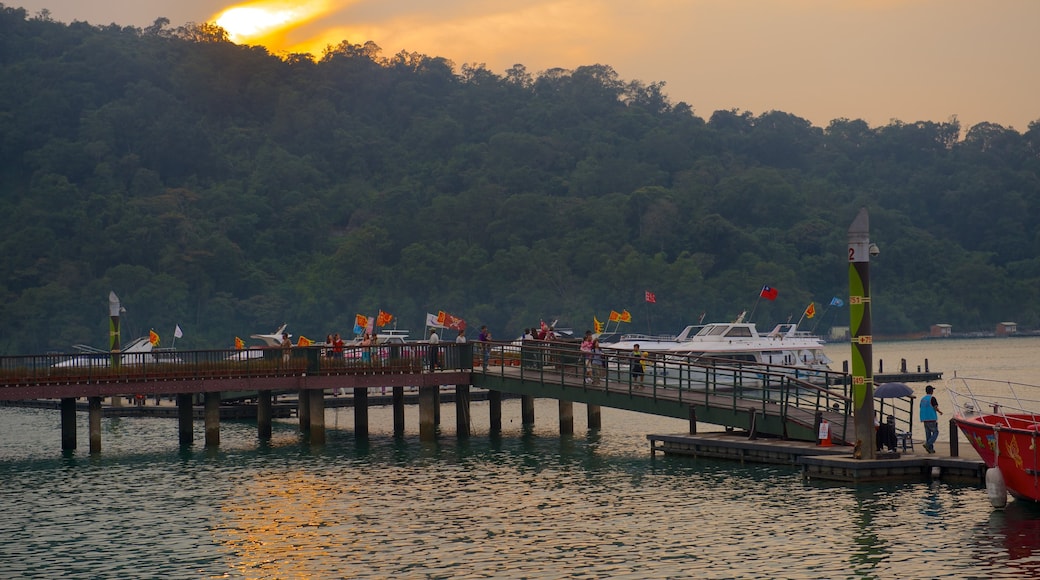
[760,285,778,301]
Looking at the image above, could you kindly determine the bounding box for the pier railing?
[0,343,473,389]
[477,339,854,442]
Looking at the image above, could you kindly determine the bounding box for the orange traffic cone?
[817,420,833,447]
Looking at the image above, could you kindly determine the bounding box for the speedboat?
[949,377,1040,504]
[52,335,181,368]
[601,325,704,353]
[225,323,290,361]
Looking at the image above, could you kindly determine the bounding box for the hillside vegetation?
[2,5,1039,353]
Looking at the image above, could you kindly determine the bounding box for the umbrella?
[874,382,914,398]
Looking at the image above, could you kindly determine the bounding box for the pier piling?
[559,400,574,435]
[204,392,220,447]
[353,387,368,439]
[88,396,101,453]
[177,394,193,445]
[60,398,76,450]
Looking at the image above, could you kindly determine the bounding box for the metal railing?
[0,343,473,389]
[475,339,854,437]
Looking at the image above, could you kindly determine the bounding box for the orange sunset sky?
[11,0,1040,133]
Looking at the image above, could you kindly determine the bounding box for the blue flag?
[830,297,844,307]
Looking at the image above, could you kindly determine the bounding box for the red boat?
[950,377,1040,504]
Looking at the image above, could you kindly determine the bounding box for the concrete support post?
[419,385,437,441]
[88,396,102,454]
[559,399,574,435]
[455,384,471,438]
[257,390,272,441]
[521,395,535,426]
[489,390,502,432]
[177,393,193,446]
[354,387,369,439]
[298,389,311,433]
[392,386,405,435]
[60,398,77,451]
[587,404,601,430]
[204,391,220,447]
[434,386,441,426]
[309,389,325,445]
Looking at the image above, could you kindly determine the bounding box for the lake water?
[2,337,1040,578]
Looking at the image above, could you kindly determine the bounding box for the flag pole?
[748,294,762,323]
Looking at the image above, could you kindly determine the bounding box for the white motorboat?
[653,322,832,385]
[53,335,180,368]
[600,325,704,353]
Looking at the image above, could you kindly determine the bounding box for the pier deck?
[648,431,985,484]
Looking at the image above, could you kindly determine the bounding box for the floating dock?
[648,432,986,485]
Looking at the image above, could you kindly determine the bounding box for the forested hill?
[2,5,1039,354]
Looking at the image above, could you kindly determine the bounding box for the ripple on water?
[0,402,1037,578]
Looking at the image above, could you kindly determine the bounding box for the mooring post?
[456,384,471,438]
[559,399,574,435]
[88,396,102,454]
[392,386,405,435]
[521,395,535,425]
[257,390,272,441]
[204,392,220,447]
[948,418,959,457]
[353,387,368,439]
[489,390,502,432]
[688,406,697,434]
[177,393,193,445]
[60,397,77,451]
[587,404,601,430]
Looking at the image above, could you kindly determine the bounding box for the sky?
[11,0,1040,133]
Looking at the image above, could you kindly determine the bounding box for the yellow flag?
[297,336,313,347]
[805,302,816,319]
[234,336,244,349]
[619,310,632,323]
[594,316,604,333]
[149,330,160,346]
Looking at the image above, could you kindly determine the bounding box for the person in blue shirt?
[919,384,943,453]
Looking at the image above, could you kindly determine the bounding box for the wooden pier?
[648,423,986,486]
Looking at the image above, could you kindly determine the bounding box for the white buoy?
[985,467,1008,509]
[931,466,941,479]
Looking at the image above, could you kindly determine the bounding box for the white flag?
[425,313,446,328]
[174,324,184,338]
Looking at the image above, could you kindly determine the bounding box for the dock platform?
[648,432,986,485]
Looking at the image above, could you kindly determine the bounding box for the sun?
[212,0,332,45]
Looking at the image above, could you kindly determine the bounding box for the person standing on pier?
[920,384,943,453]
[428,328,440,370]
[581,330,594,383]
[478,325,492,370]
[281,332,292,365]
[631,344,647,385]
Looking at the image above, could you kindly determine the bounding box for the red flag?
[149,330,160,346]
[608,310,621,322]
[760,285,778,301]
[355,314,368,328]
[804,302,816,319]
[619,310,632,323]
[645,291,656,304]
[234,336,244,350]
[376,310,394,327]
